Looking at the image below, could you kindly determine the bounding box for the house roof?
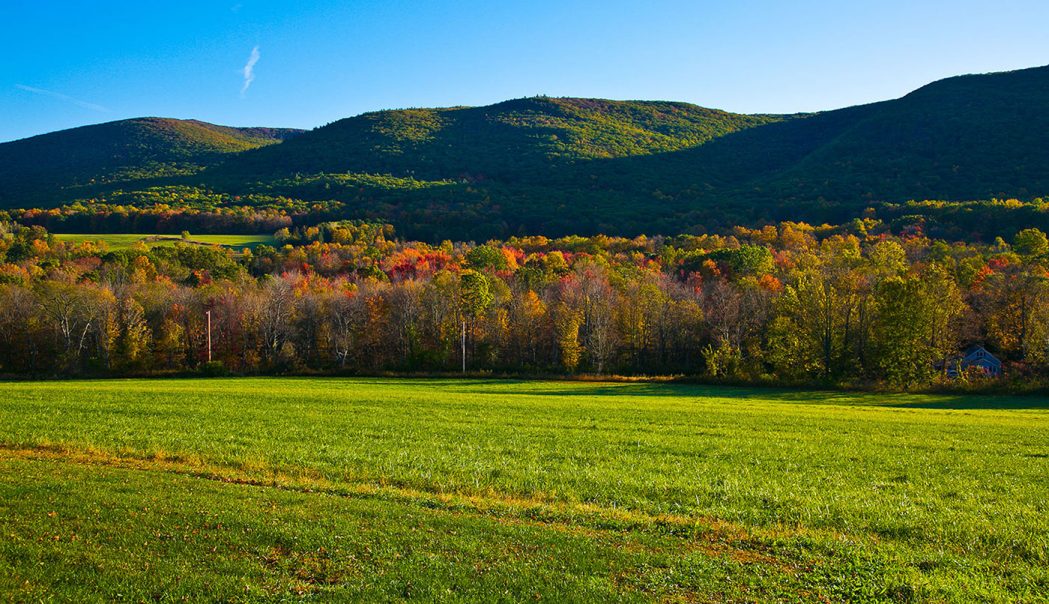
[964,345,988,356]
[963,345,1001,366]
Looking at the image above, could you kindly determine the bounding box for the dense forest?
[3,218,1049,388]
[10,189,1049,245]
[2,66,1048,240]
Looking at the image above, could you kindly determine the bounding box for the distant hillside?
[540,66,1049,228]
[0,118,302,205]
[218,97,784,181]
[209,66,1049,237]
[730,65,1049,203]
[4,65,1049,239]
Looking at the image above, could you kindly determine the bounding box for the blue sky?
[2,0,1048,142]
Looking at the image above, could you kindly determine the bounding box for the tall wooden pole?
[206,310,212,363]
[461,320,466,374]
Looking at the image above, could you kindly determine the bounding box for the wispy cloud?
[15,84,109,112]
[241,45,260,97]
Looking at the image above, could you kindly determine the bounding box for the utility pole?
[206,310,212,363]
[461,320,466,374]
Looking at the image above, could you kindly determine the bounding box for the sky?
[2,0,1048,142]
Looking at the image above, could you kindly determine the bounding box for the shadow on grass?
[437,380,1049,410]
[878,396,1049,410]
[16,374,1048,411]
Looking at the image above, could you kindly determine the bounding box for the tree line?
[2,218,1048,387]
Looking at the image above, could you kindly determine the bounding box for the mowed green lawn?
[0,379,1046,602]
[52,233,275,250]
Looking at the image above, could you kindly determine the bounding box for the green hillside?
[4,65,1049,239]
[218,97,783,180]
[0,118,302,206]
[560,65,1049,228]
[209,65,1049,237]
[737,65,1049,204]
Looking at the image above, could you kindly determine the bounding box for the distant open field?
[51,233,276,250]
[1,379,1046,601]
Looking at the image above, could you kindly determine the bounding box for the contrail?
[15,84,109,112]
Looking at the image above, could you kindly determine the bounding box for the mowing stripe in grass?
[0,444,786,564]
[3,458,810,602]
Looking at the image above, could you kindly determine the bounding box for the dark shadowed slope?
[749,64,1049,204]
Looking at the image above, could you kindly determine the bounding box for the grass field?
[52,233,276,250]
[1,379,1047,601]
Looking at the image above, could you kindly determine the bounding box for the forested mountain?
[3,65,1049,239]
[217,97,785,180]
[0,118,302,206]
[714,65,1049,203]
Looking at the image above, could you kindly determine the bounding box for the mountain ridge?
[2,64,1048,239]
